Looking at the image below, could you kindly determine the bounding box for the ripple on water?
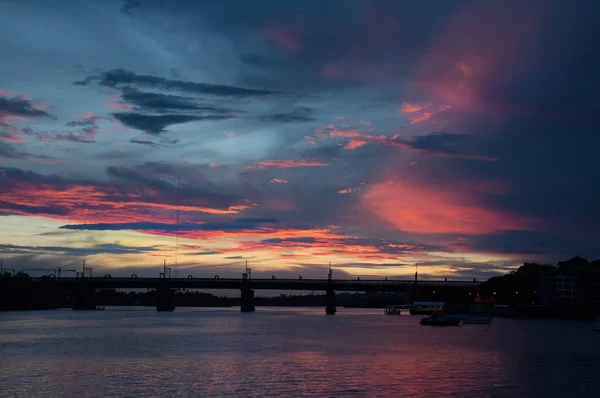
[1,308,600,397]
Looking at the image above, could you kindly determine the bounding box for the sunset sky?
[1,0,599,280]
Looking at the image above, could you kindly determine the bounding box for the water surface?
[1,307,599,397]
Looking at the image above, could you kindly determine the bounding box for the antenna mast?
[175,175,180,277]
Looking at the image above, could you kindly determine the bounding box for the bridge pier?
[156,285,175,312]
[325,289,337,315]
[240,287,255,312]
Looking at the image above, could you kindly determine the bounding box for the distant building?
[556,275,579,303]
[540,266,600,307]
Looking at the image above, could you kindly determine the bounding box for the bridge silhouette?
[6,272,481,314]
[25,276,481,291]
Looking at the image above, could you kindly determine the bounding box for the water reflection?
[1,308,599,397]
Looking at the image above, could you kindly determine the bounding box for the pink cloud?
[0,134,25,143]
[362,179,526,234]
[225,131,235,137]
[270,178,288,184]
[411,3,550,114]
[105,93,134,111]
[304,136,316,145]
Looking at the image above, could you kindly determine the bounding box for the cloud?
[113,112,214,135]
[344,139,368,150]
[59,219,276,231]
[119,88,242,117]
[408,112,432,124]
[192,251,220,256]
[120,0,141,15]
[129,139,164,147]
[387,133,498,161]
[399,102,426,113]
[362,179,526,234]
[0,96,53,120]
[270,178,288,184]
[260,107,314,123]
[78,69,278,97]
[0,141,57,163]
[0,166,252,224]
[24,118,99,144]
[0,243,159,256]
[0,95,55,142]
[121,89,202,111]
[244,159,327,170]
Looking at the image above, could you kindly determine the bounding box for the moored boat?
[420,311,461,326]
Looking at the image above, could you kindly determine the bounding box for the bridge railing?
[25,276,480,287]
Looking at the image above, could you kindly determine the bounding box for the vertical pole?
[82,260,86,278]
[175,175,180,277]
[415,263,418,281]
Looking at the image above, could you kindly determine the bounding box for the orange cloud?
[270,178,288,184]
[330,129,362,138]
[399,102,426,113]
[344,139,368,150]
[0,182,251,225]
[408,112,432,124]
[362,180,525,234]
[245,159,327,170]
[225,132,235,137]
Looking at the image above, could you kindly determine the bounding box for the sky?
[1,0,599,280]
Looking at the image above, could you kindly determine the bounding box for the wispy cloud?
[244,159,327,170]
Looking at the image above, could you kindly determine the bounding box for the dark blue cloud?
[260,107,315,123]
[59,220,272,231]
[112,113,222,135]
[79,69,278,97]
[0,96,53,119]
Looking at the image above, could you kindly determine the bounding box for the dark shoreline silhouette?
[1,256,599,318]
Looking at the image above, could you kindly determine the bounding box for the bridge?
[24,276,480,291]
[1,274,482,314]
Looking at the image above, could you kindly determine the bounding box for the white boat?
[420,311,461,326]
[461,314,493,324]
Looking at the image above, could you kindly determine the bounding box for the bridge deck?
[11,277,481,292]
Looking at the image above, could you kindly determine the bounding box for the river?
[1,307,599,397]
